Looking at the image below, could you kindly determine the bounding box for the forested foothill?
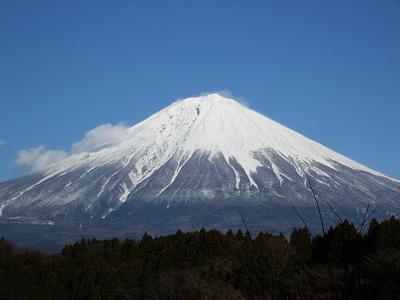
[0,217,399,299]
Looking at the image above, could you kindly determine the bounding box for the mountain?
[0,93,399,250]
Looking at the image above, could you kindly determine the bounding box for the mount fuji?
[0,93,399,249]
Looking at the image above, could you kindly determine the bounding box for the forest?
[0,217,399,299]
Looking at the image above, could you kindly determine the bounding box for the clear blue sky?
[1,0,399,181]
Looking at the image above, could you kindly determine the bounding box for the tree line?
[0,217,399,299]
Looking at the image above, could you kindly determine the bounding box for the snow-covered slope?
[0,93,399,238]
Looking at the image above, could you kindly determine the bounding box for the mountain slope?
[0,93,399,242]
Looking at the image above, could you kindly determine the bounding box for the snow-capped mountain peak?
[113,92,390,188]
[0,93,399,236]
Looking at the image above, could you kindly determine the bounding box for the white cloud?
[16,123,131,172]
[0,139,5,147]
[16,146,68,172]
[71,123,130,154]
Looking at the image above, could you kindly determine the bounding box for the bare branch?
[307,175,325,235]
[291,206,314,239]
[238,210,252,239]
[357,204,370,232]
[358,206,378,232]
[326,201,343,223]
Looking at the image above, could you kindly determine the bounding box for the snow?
[9,93,398,204]
[115,92,390,188]
[65,182,72,188]
[157,151,193,196]
[226,157,241,190]
[119,183,130,203]
[0,204,5,216]
[97,170,120,198]
[101,207,116,219]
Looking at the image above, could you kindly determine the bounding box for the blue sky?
[0,0,399,181]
